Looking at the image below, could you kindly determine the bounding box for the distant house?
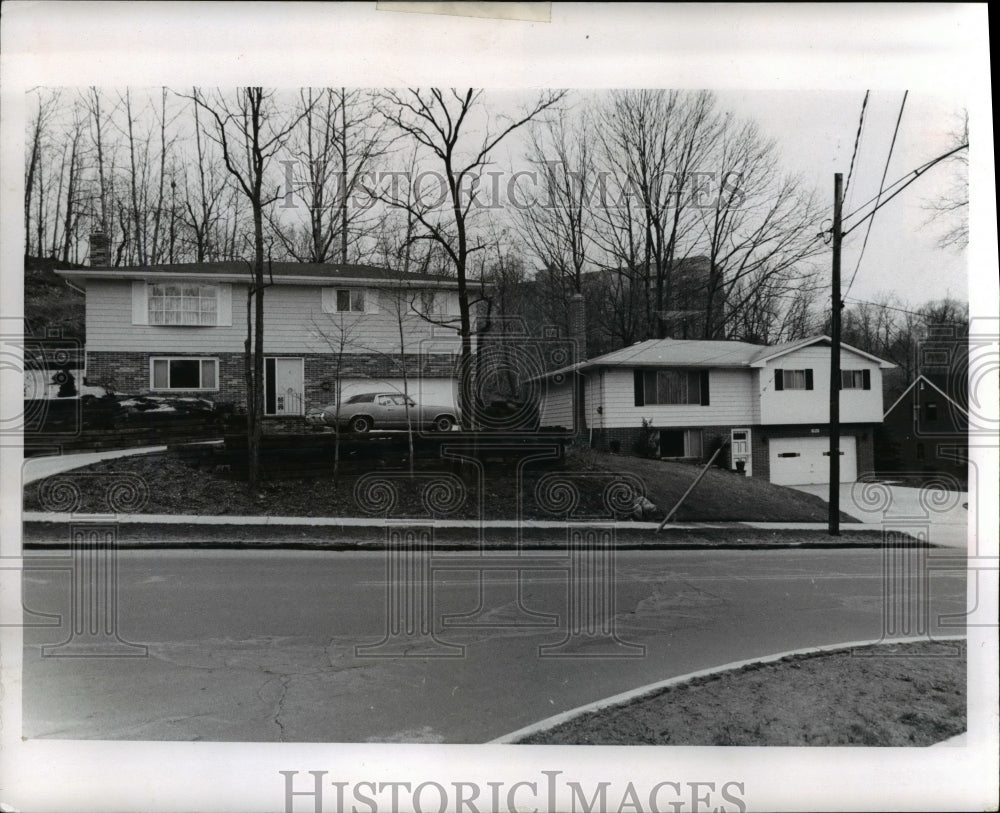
[876,374,968,483]
[54,235,466,417]
[537,336,895,485]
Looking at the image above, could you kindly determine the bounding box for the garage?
[768,435,857,485]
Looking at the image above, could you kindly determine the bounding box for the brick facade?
[590,422,877,482]
[85,350,458,413]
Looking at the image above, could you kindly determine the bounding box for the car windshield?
[346,394,374,404]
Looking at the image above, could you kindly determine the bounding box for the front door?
[265,357,304,416]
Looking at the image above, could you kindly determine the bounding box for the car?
[307,392,459,433]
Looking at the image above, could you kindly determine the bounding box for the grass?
[517,640,966,746]
[23,444,858,523]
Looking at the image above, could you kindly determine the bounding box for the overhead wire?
[840,142,968,237]
[843,90,870,204]
[844,91,908,300]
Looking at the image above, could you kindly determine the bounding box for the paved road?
[21,547,967,743]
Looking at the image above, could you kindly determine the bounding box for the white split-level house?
[55,239,467,418]
[538,336,895,485]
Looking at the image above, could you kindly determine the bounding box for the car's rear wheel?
[350,415,372,434]
[433,415,455,432]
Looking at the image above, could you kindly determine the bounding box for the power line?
[843,90,869,202]
[841,142,968,236]
[844,91,908,299]
[843,296,940,318]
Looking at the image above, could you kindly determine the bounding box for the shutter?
[321,287,336,313]
[862,369,871,390]
[364,289,379,314]
[805,369,814,390]
[633,370,644,406]
[217,284,232,326]
[774,369,784,391]
[700,370,710,406]
[131,281,148,325]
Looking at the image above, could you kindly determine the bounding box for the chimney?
[568,292,587,362]
[89,231,110,267]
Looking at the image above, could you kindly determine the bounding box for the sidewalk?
[22,445,168,485]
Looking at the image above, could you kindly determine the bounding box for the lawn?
[516,639,966,746]
[23,445,859,523]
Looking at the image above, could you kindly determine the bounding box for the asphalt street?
[22,547,967,743]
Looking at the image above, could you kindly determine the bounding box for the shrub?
[633,418,658,458]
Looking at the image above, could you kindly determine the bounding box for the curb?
[20,517,924,550]
[488,635,968,744]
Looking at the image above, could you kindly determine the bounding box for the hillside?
[23,255,86,344]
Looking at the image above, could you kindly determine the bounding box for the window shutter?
[862,369,871,390]
[131,281,148,325]
[633,370,644,406]
[321,287,336,313]
[364,289,379,314]
[774,369,784,391]
[805,369,814,390]
[700,370,710,406]
[217,284,232,326]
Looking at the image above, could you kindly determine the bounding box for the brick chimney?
[88,231,110,267]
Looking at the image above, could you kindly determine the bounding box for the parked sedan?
[306,392,458,433]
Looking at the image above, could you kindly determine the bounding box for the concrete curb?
[488,635,968,744]
[21,511,881,531]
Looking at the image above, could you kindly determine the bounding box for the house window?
[841,369,871,390]
[634,369,710,406]
[926,402,939,421]
[322,287,374,314]
[774,368,813,390]
[659,429,704,458]
[148,283,218,326]
[418,291,447,317]
[336,289,366,313]
[151,357,218,390]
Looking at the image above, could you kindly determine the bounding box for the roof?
[54,261,460,287]
[883,374,969,420]
[542,335,895,378]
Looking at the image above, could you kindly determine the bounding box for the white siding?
[758,346,884,425]
[86,279,462,355]
[539,379,574,428]
[600,367,755,429]
[586,372,603,428]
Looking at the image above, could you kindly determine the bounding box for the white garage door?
[769,436,857,485]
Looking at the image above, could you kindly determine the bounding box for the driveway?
[790,483,969,549]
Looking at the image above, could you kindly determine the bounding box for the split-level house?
[55,237,466,418]
[538,336,895,485]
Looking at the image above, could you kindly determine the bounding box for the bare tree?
[24,89,62,256]
[593,90,719,339]
[270,88,393,264]
[924,109,969,251]
[187,87,312,490]
[517,106,595,297]
[374,88,566,422]
[694,116,825,341]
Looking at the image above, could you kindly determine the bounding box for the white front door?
[265,357,304,416]
[769,435,857,485]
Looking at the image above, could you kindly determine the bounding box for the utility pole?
[829,173,843,535]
